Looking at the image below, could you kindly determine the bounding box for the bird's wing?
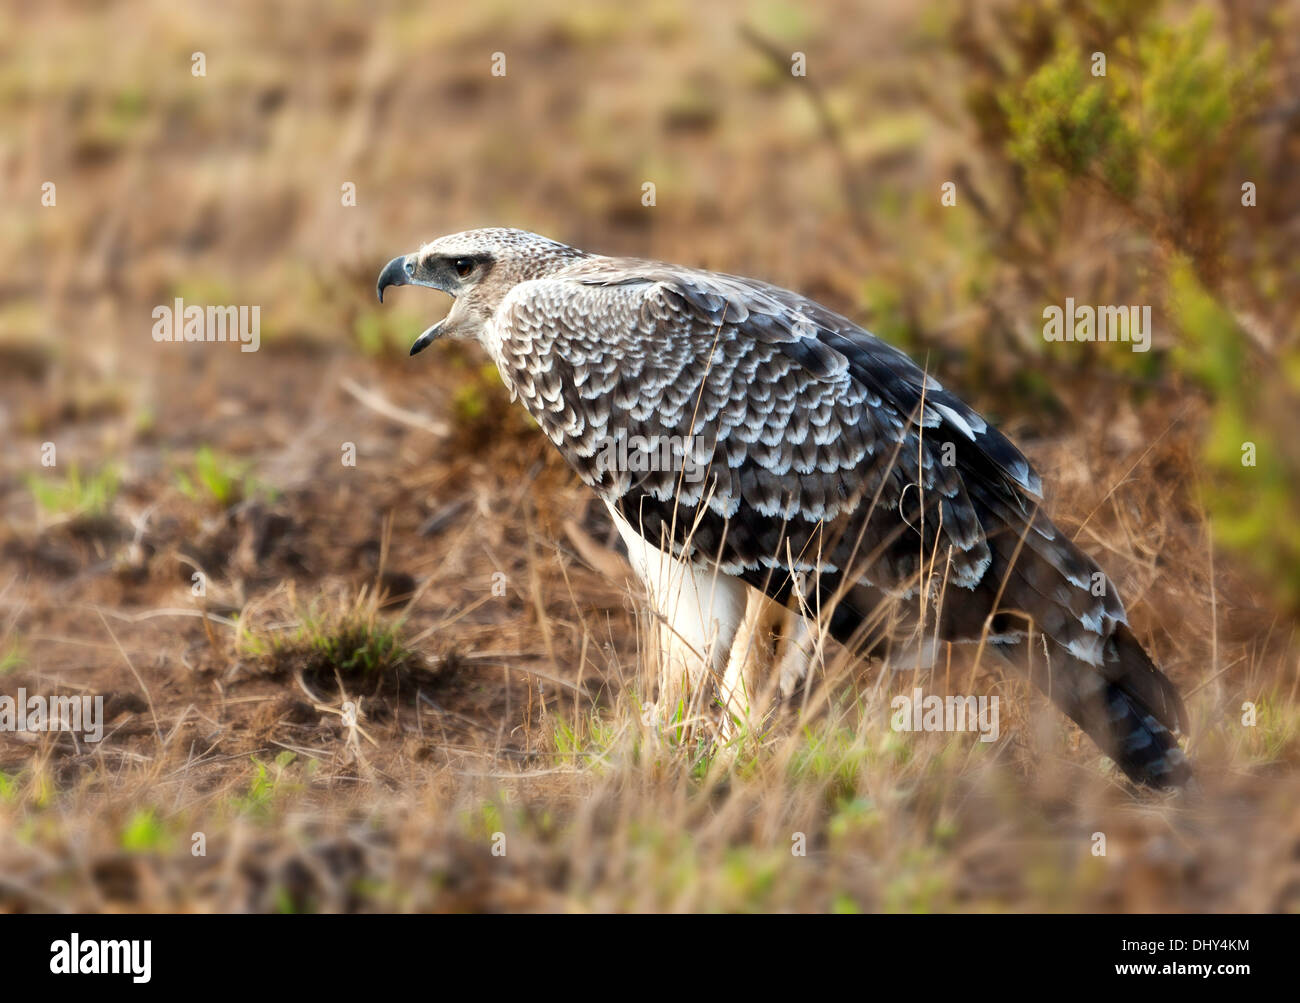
[497,260,1080,603]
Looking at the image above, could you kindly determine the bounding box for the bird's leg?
[715,587,787,740]
[775,609,816,700]
[653,562,748,744]
[609,507,745,744]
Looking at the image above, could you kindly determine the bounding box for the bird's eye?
[453,257,474,278]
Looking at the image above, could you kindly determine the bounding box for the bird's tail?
[776,473,1194,788]
[992,622,1192,789]
[821,559,1194,789]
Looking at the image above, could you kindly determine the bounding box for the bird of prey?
[377,227,1192,789]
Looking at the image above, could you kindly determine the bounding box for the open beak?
[408,322,441,356]
[377,254,445,356]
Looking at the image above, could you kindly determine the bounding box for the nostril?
[404,259,416,277]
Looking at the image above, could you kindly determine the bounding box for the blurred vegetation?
[924,0,1299,607]
[119,807,170,853]
[230,751,309,822]
[26,463,120,519]
[240,589,418,685]
[173,445,273,508]
[0,641,25,676]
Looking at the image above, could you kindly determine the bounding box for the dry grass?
[1,0,1297,912]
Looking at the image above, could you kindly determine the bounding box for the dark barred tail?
[1001,623,1192,789]
[817,576,1194,788]
[1094,677,1193,788]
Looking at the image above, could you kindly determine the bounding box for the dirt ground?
[2,0,1298,912]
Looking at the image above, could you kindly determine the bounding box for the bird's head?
[376,227,584,355]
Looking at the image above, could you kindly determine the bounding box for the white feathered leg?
[716,587,788,736]
[775,610,816,699]
[609,507,746,735]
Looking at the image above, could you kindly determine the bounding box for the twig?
[96,609,163,745]
[340,376,450,437]
[739,23,874,244]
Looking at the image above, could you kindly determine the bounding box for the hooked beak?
[376,255,411,303]
[377,253,445,356]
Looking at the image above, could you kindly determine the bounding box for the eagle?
[377,227,1192,789]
